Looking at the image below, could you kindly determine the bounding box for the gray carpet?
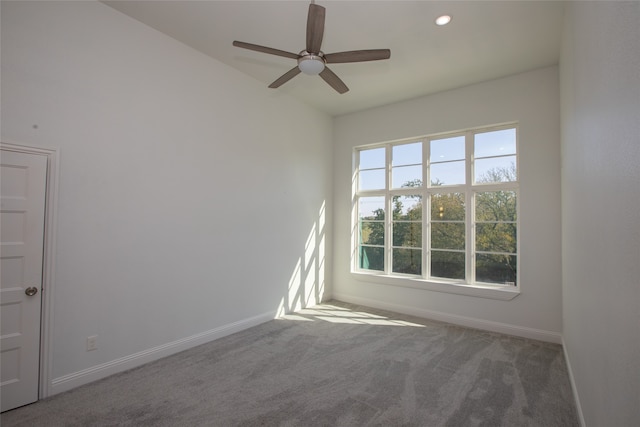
[1,301,578,426]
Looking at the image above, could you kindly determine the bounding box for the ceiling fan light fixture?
[298,55,326,75]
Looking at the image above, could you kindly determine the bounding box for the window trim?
[351,270,520,300]
[351,123,520,301]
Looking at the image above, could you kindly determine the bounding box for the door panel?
[1,150,47,412]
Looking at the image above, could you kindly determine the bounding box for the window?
[354,124,518,289]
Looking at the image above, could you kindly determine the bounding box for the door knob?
[25,287,38,296]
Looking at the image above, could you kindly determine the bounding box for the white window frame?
[351,123,520,301]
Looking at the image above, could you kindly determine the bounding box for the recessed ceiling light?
[435,15,452,26]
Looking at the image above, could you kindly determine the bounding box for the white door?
[1,149,48,412]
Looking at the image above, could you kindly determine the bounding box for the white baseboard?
[332,293,563,344]
[50,310,276,395]
[562,339,586,427]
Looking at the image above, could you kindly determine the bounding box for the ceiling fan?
[232,2,390,94]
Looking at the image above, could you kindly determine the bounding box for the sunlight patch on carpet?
[280,304,426,327]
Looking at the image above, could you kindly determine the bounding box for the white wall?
[1,1,332,393]
[332,66,562,341]
[560,2,640,426]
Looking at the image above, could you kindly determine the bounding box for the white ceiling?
[103,1,565,116]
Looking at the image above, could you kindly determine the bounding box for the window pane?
[431,251,465,280]
[360,246,384,271]
[393,195,422,219]
[392,165,422,189]
[359,197,385,220]
[393,248,422,275]
[393,142,422,166]
[359,169,385,191]
[476,223,517,253]
[431,223,465,250]
[474,128,516,158]
[476,191,517,222]
[476,254,517,285]
[430,160,465,186]
[430,136,465,162]
[393,222,422,247]
[359,147,385,169]
[431,193,465,221]
[475,157,517,183]
[360,221,384,245]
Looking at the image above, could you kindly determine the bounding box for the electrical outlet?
[86,335,97,351]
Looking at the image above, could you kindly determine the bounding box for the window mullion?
[385,144,392,275]
[353,150,360,272]
[424,139,430,279]
[466,131,474,283]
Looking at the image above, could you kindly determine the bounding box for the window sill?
[350,271,520,301]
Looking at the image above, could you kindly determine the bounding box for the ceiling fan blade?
[268,67,302,89]
[319,67,349,94]
[306,3,325,54]
[324,49,391,64]
[233,41,299,60]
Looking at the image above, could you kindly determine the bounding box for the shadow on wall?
[277,201,326,316]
